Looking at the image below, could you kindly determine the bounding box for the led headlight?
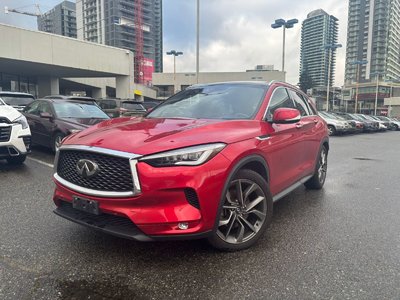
[140,143,226,167]
[13,115,29,129]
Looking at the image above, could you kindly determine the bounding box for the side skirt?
[272,175,313,203]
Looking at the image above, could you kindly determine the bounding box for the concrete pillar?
[92,87,106,99]
[38,77,59,97]
[116,75,135,99]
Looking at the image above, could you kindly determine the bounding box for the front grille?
[57,150,134,192]
[0,126,11,142]
[0,147,9,156]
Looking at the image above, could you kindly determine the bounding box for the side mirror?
[40,112,53,119]
[272,108,301,124]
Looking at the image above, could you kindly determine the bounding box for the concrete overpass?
[0,23,135,98]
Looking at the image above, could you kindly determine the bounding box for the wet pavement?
[1,132,400,299]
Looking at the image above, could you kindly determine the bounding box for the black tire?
[6,154,26,165]
[394,125,399,131]
[52,132,65,152]
[208,169,273,251]
[327,125,336,136]
[304,145,328,190]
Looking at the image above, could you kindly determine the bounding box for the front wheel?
[52,132,65,152]
[304,145,328,190]
[327,125,336,136]
[208,169,273,251]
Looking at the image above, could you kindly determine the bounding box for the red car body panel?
[53,82,329,240]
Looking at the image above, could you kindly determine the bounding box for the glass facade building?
[299,9,339,88]
[0,73,38,97]
[345,0,400,83]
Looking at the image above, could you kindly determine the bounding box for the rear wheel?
[304,145,328,190]
[208,169,273,251]
[6,154,26,165]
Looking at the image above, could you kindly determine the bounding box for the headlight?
[13,115,29,129]
[140,143,226,167]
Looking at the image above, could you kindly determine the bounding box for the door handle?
[295,123,303,129]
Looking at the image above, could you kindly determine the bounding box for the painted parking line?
[27,157,54,168]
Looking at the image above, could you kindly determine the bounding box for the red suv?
[53,82,329,251]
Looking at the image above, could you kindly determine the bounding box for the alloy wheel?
[217,179,267,244]
[318,148,328,183]
[55,135,63,151]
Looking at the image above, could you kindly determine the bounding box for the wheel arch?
[211,154,270,233]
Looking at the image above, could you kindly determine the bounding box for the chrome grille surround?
[54,145,142,198]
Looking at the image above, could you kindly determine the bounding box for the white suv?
[0,98,31,164]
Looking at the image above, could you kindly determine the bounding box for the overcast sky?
[0,0,349,86]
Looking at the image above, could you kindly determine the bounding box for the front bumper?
[0,124,31,158]
[53,151,231,239]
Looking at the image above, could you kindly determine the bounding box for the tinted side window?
[266,88,295,120]
[98,100,117,109]
[24,101,40,115]
[289,90,310,116]
[39,102,53,114]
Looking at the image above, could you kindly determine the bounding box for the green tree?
[299,70,314,93]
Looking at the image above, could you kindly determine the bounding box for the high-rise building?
[76,0,163,73]
[345,0,400,83]
[299,9,339,88]
[37,1,77,38]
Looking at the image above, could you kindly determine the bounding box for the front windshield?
[147,84,268,120]
[1,95,35,106]
[53,101,109,119]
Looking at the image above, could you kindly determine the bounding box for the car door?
[35,101,58,147]
[258,87,304,196]
[288,89,322,177]
[23,101,41,144]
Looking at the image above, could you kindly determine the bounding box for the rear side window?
[98,100,117,109]
[288,90,311,116]
[266,88,295,120]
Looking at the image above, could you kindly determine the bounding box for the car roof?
[37,98,97,104]
[0,91,35,97]
[43,95,95,101]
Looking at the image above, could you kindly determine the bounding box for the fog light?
[178,222,189,230]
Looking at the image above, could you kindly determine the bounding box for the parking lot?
[1,131,400,299]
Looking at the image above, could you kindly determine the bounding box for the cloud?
[163,0,348,87]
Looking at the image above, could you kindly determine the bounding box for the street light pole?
[323,43,342,111]
[196,0,200,83]
[371,71,384,115]
[166,50,183,90]
[271,18,298,73]
[350,60,368,113]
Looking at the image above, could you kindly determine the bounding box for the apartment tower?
[37,1,77,38]
[345,0,400,83]
[299,9,339,87]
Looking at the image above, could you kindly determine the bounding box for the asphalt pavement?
[1,132,400,299]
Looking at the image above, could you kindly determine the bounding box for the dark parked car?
[0,92,35,111]
[142,100,162,111]
[97,99,147,118]
[23,98,110,151]
[333,112,364,133]
[349,114,379,132]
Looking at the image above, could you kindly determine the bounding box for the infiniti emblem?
[76,159,99,178]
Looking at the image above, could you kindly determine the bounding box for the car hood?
[63,117,263,155]
[0,105,21,122]
[58,117,108,128]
